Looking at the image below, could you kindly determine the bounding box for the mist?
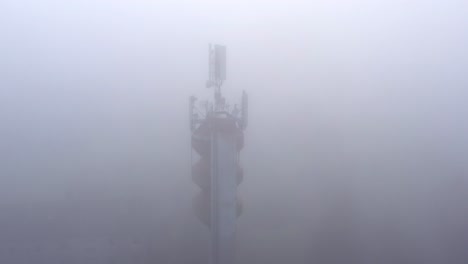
[1,0,467,263]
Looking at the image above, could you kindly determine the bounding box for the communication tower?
[189,45,248,264]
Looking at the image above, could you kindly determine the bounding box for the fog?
[1,0,467,263]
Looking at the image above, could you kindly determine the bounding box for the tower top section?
[190,44,247,132]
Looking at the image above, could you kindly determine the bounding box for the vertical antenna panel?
[241,91,248,129]
[208,44,214,86]
[214,45,226,81]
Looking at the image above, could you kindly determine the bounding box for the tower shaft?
[210,118,239,264]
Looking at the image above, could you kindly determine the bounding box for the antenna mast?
[207,44,227,111]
